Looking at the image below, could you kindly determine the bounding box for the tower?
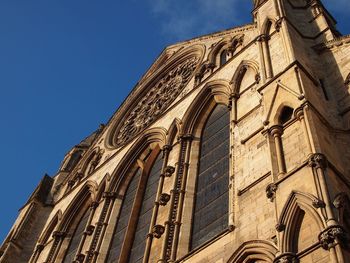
[1,0,350,262]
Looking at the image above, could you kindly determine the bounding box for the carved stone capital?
[312,198,325,208]
[152,225,165,239]
[333,192,349,209]
[318,225,346,250]
[274,252,298,263]
[68,179,75,187]
[36,244,45,251]
[103,191,118,200]
[275,18,283,32]
[164,166,175,177]
[276,223,285,232]
[308,153,328,169]
[90,201,99,209]
[74,253,85,263]
[179,134,194,141]
[269,125,283,137]
[162,144,173,152]
[159,193,171,206]
[85,225,95,236]
[257,34,270,42]
[52,231,66,239]
[294,107,304,120]
[266,183,278,201]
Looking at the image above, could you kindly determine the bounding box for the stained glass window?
[191,104,230,249]
[128,154,163,263]
[63,207,90,263]
[106,169,141,263]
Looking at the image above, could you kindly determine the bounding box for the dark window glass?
[128,154,163,263]
[63,207,90,263]
[106,169,141,263]
[279,106,294,125]
[191,104,230,250]
[220,50,228,66]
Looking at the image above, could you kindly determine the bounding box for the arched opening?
[220,49,228,66]
[106,145,163,263]
[190,103,230,250]
[62,207,90,263]
[106,169,142,263]
[279,106,294,125]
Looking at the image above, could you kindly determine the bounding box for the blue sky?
[0,0,348,244]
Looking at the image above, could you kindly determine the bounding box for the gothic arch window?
[62,207,90,263]
[190,103,230,250]
[106,149,163,263]
[106,169,141,262]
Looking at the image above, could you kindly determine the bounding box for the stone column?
[269,125,286,175]
[308,153,346,263]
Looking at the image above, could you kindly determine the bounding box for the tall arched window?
[63,207,90,263]
[107,151,163,263]
[191,104,230,249]
[129,153,162,263]
[106,169,141,263]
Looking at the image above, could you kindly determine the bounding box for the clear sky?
[0,0,349,244]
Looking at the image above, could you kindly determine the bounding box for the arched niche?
[182,79,231,137]
[231,60,260,95]
[277,191,325,253]
[228,240,278,263]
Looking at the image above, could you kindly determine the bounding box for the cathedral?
[1,0,350,262]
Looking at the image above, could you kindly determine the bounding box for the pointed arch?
[231,60,260,94]
[277,191,326,252]
[208,35,244,67]
[228,240,278,263]
[182,79,231,136]
[107,127,167,193]
[261,17,276,35]
[273,104,295,125]
[208,37,232,65]
[166,118,182,145]
[38,210,62,245]
[58,180,98,232]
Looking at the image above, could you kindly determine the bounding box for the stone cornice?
[313,34,350,53]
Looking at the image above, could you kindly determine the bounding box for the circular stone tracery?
[113,55,201,147]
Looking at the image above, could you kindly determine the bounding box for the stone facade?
[1,0,350,262]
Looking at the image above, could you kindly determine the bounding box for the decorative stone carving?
[274,252,298,263]
[114,57,200,147]
[152,225,165,238]
[275,18,283,32]
[52,231,66,238]
[266,183,278,201]
[159,193,171,206]
[164,166,175,177]
[74,253,85,263]
[88,149,104,174]
[333,192,349,209]
[85,225,95,236]
[318,225,346,250]
[312,198,325,208]
[308,153,328,169]
[275,223,285,232]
